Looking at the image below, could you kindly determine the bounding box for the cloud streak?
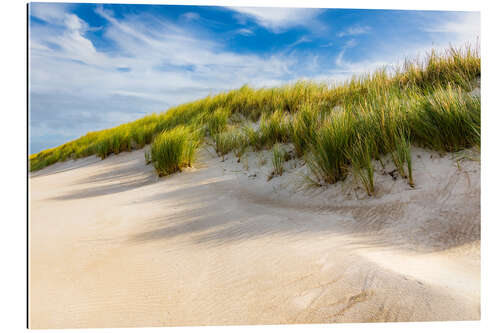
[29,5,306,152]
[230,7,323,32]
[337,25,371,37]
[424,11,480,45]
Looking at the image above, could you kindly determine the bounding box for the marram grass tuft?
[149,126,199,176]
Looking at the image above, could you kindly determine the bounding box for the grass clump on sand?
[396,46,480,91]
[346,135,376,196]
[213,127,247,161]
[242,124,265,151]
[206,107,230,137]
[289,104,320,157]
[30,44,481,192]
[410,85,480,152]
[259,110,291,148]
[270,143,286,179]
[149,126,199,176]
[307,111,354,185]
[391,130,414,187]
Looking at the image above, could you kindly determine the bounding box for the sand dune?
[29,146,480,328]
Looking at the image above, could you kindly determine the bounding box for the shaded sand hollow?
[29,145,480,328]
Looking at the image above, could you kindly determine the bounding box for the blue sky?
[28,3,479,154]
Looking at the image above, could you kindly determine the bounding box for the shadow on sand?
[125,171,480,254]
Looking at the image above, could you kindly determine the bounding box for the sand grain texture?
[29,147,480,328]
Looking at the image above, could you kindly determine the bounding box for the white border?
[2,0,499,332]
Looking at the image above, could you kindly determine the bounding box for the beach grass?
[410,85,481,152]
[149,126,199,176]
[391,130,414,186]
[271,143,286,178]
[306,111,354,184]
[347,134,376,196]
[30,44,480,190]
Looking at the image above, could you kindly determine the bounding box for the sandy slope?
[29,145,480,328]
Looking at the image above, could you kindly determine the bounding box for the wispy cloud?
[29,5,306,152]
[236,28,254,36]
[230,7,323,32]
[337,25,371,37]
[180,12,200,21]
[335,39,358,66]
[29,2,74,25]
[423,11,480,45]
[287,36,311,49]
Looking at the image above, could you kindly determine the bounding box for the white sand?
[29,144,480,328]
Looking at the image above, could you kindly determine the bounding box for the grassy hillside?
[30,45,480,194]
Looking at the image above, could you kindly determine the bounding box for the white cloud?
[29,6,306,151]
[335,39,358,66]
[230,7,323,32]
[327,12,480,85]
[288,36,311,48]
[424,11,480,46]
[30,3,73,25]
[180,12,200,21]
[337,25,371,37]
[236,28,254,36]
